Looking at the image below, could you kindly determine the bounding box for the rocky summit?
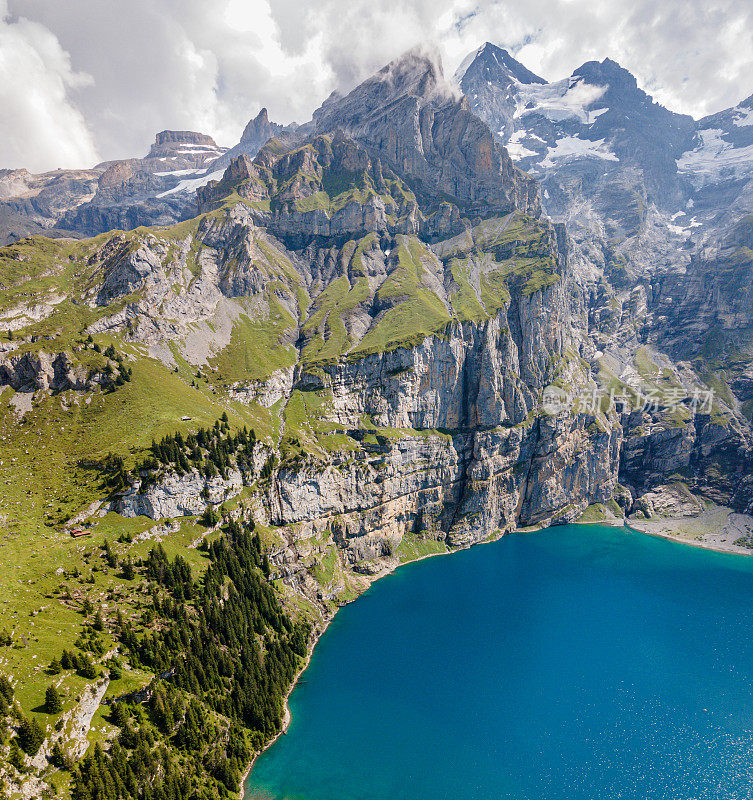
[1,43,752,800]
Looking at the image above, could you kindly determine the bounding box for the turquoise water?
[246,525,753,800]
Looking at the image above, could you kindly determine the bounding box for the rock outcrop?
[1,44,753,585]
[312,48,540,219]
[240,108,284,150]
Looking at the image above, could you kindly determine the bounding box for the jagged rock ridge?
[0,46,751,581]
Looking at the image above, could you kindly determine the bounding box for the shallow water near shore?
[245,524,753,800]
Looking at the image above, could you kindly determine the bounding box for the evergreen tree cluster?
[102,453,130,494]
[145,415,256,483]
[99,415,263,499]
[60,648,99,679]
[45,684,63,714]
[103,343,133,389]
[71,517,310,800]
[83,336,133,390]
[121,520,309,745]
[72,739,194,800]
[72,687,250,800]
[18,715,45,756]
[143,545,194,601]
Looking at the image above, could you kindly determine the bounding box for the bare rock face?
[0,168,100,244]
[198,136,424,241]
[0,350,103,392]
[95,233,172,304]
[312,48,540,219]
[119,385,620,563]
[117,469,245,518]
[630,483,706,519]
[149,130,219,154]
[240,108,284,148]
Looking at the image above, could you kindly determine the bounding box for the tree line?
[67,516,310,800]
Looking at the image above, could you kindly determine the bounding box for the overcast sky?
[2,0,752,173]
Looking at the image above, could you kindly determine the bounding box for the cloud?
[3,0,753,172]
[0,1,99,172]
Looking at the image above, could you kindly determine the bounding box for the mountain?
[458,45,695,202]
[458,46,696,245]
[310,46,540,218]
[0,166,101,242]
[1,45,753,800]
[457,44,729,286]
[0,116,293,244]
[678,94,753,227]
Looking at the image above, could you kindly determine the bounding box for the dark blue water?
[246,525,753,800]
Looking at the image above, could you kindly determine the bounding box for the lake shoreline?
[621,505,753,556]
[240,539,490,796]
[242,520,753,800]
[241,505,753,796]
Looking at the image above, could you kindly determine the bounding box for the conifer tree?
[18,716,44,755]
[45,684,63,714]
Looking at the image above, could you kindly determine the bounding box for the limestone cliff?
[0,46,752,597]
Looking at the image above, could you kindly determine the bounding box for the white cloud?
[0,1,99,172]
[2,0,753,171]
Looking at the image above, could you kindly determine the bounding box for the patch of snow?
[176,146,221,154]
[539,136,619,168]
[733,107,753,127]
[153,168,202,177]
[156,168,226,197]
[514,77,607,124]
[678,128,753,184]
[667,222,690,236]
[505,129,538,160]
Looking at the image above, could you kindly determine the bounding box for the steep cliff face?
[1,46,752,601]
[311,48,540,219]
[116,344,621,563]
[104,180,624,559]
[651,218,753,362]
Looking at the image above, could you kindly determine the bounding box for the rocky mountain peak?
[146,130,225,165]
[152,130,218,148]
[312,46,455,133]
[455,42,546,89]
[241,107,282,144]
[371,45,446,99]
[572,57,637,89]
[569,58,696,161]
